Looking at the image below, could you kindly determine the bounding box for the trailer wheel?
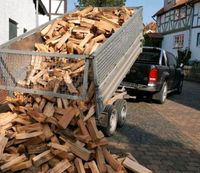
[102,105,118,137]
[114,99,127,127]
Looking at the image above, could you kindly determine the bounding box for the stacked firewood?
[39,6,134,54]
[19,6,135,93]
[19,55,88,96]
[0,93,152,173]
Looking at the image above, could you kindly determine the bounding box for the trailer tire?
[114,99,127,127]
[102,105,118,137]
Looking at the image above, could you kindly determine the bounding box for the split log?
[88,160,100,173]
[15,131,43,140]
[56,32,71,49]
[48,143,70,153]
[65,140,92,161]
[0,136,8,159]
[96,147,107,173]
[123,157,152,173]
[11,160,32,172]
[43,102,55,117]
[47,159,71,173]
[74,157,86,173]
[32,150,54,167]
[0,154,27,172]
[63,71,79,94]
[27,143,48,154]
[58,107,80,129]
[0,112,17,126]
[102,148,122,171]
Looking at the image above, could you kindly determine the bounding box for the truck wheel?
[102,105,118,137]
[156,82,168,104]
[114,99,127,127]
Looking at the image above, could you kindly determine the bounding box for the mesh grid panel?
[0,52,88,100]
[93,9,143,86]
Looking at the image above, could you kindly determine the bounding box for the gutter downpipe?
[36,0,39,27]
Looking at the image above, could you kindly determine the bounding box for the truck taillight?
[148,68,158,83]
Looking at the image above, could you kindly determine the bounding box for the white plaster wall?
[190,28,200,61]
[39,0,65,25]
[0,0,36,45]
[39,0,50,25]
[191,2,200,61]
[162,30,189,57]
[193,2,200,27]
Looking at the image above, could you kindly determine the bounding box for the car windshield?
[136,48,161,65]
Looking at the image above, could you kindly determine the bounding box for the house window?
[174,34,184,48]
[24,28,27,33]
[175,9,180,20]
[197,33,200,47]
[180,7,186,18]
[9,18,18,40]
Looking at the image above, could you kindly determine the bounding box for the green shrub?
[177,49,191,65]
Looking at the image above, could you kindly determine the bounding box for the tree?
[78,0,126,7]
[177,49,191,65]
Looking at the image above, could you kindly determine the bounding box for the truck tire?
[155,82,168,104]
[114,99,127,127]
[102,105,118,137]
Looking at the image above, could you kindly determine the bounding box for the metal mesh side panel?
[93,8,143,86]
[0,54,31,86]
[0,69,8,104]
[0,52,88,100]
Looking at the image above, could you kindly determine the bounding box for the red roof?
[144,22,157,31]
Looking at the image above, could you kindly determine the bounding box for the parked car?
[122,47,184,103]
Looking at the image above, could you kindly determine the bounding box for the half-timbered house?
[154,0,200,61]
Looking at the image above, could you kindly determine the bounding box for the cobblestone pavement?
[109,81,200,173]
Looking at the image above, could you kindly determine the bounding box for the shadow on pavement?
[167,81,200,111]
[127,81,200,111]
[108,123,200,173]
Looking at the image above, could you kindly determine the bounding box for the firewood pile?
[0,6,152,173]
[19,6,135,93]
[0,93,152,173]
[39,5,134,54]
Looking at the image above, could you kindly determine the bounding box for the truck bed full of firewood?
[18,6,135,94]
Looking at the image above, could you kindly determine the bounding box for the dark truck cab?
[122,47,184,103]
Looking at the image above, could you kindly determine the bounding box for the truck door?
[166,52,176,90]
[171,54,181,88]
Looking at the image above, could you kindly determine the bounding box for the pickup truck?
[122,47,184,103]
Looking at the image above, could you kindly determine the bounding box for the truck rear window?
[136,48,161,65]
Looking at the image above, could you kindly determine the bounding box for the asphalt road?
[109,81,200,173]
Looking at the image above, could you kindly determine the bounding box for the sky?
[67,0,163,24]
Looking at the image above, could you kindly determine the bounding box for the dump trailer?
[0,6,143,136]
